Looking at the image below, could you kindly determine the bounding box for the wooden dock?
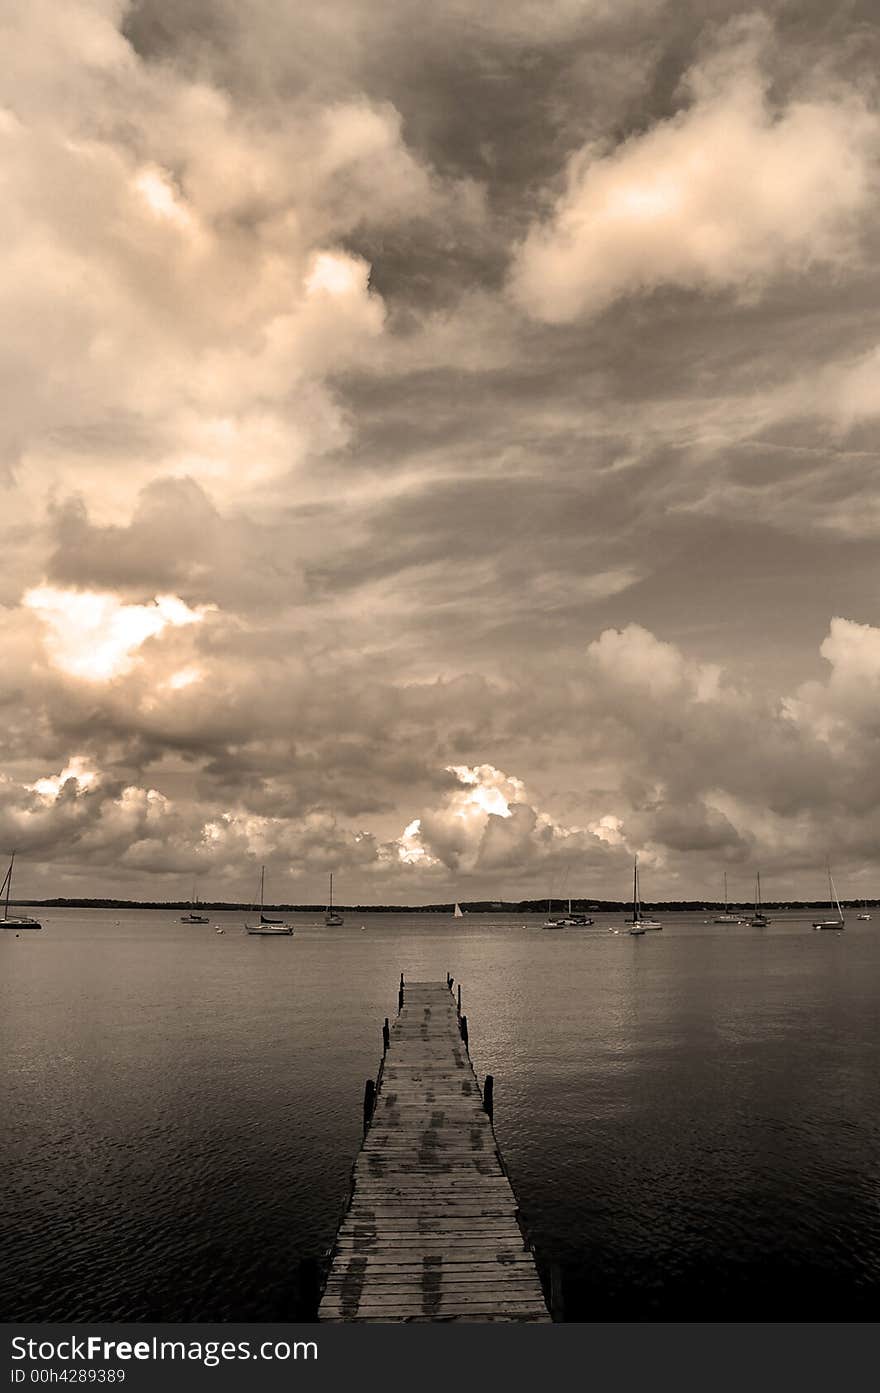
[318,977,550,1322]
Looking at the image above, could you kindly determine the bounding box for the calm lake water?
[2,909,879,1321]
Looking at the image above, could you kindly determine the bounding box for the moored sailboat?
[543,895,595,929]
[857,900,871,921]
[749,871,769,927]
[628,856,661,933]
[324,873,343,927]
[542,897,560,929]
[1,853,42,929]
[714,872,742,924]
[812,866,845,930]
[453,901,464,918]
[180,883,209,923]
[245,866,292,936]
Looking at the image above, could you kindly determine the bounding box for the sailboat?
[857,900,871,921]
[1,853,42,929]
[542,897,559,928]
[563,897,594,926]
[245,866,292,936]
[628,855,662,933]
[812,866,845,930]
[714,872,742,924]
[453,902,464,918]
[324,873,343,927]
[180,884,209,923]
[749,871,769,927]
[558,897,594,926]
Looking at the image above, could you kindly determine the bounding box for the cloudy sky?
[3,0,880,905]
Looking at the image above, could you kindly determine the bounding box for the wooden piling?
[318,979,549,1322]
[382,1017,390,1054]
[460,1014,469,1051]
[362,1078,375,1132]
[484,1073,494,1122]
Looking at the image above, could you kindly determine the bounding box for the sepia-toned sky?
[3,0,880,904]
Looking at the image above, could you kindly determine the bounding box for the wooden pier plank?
[317,979,549,1323]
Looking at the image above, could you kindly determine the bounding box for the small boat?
[559,898,593,926]
[714,872,742,924]
[542,894,594,928]
[245,866,292,936]
[628,856,661,934]
[453,901,464,918]
[324,872,343,927]
[749,871,769,927]
[1,853,42,929]
[543,898,563,929]
[857,900,871,921]
[812,866,845,930]
[180,883,209,923]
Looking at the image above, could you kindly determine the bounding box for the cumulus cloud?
[3,2,880,903]
[390,763,619,879]
[0,0,483,536]
[2,608,880,901]
[24,587,213,680]
[510,15,879,322]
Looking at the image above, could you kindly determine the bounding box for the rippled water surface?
[2,909,879,1320]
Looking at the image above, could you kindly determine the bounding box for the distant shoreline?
[6,898,876,913]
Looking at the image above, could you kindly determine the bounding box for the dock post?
[398,973,404,1013]
[457,983,462,1014]
[484,1073,494,1121]
[550,1265,565,1322]
[460,1014,469,1051]
[382,1017,390,1053]
[363,1078,375,1133]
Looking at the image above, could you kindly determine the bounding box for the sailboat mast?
[723,871,728,912]
[4,851,14,920]
[329,872,333,911]
[633,855,639,921]
[831,870,842,920]
[260,865,265,913]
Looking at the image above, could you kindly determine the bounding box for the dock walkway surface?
[318,978,550,1322]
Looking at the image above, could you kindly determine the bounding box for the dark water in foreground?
[2,909,879,1321]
